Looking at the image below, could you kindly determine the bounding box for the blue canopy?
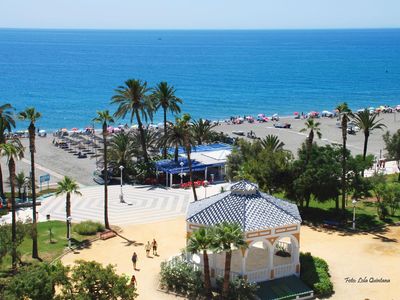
[166,143,232,156]
[155,157,224,175]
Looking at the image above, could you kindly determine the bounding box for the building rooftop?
[187,180,301,231]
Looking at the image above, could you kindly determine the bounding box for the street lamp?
[352,199,357,230]
[119,165,124,203]
[67,216,72,248]
[179,161,185,184]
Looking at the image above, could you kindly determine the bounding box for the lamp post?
[119,165,124,203]
[352,199,357,230]
[179,161,184,184]
[67,216,72,248]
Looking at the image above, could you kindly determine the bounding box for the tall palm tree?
[0,103,16,198]
[0,138,24,271]
[55,176,81,241]
[300,118,322,163]
[151,82,182,158]
[93,110,114,229]
[111,79,154,163]
[161,121,184,162]
[260,134,285,152]
[352,109,386,172]
[178,114,198,201]
[131,128,160,157]
[187,227,213,298]
[191,118,217,145]
[18,107,41,259]
[336,102,351,213]
[212,222,247,300]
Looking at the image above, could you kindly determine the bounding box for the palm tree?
[131,128,161,157]
[191,118,217,145]
[18,107,41,259]
[111,79,154,163]
[352,110,386,173]
[108,132,137,172]
[336,102,351,213]
[187,227,213,298]
[0,138,24,271]
[300,118,322,163]
[93,110,114,229]
[55,176,81,241]
[151,82,182,158]
[161,121,184,162]
[15,171,25,199]
[178,114,198,201]
[212,222,247,300]
[0,103,16,198]
[260,134,285,152]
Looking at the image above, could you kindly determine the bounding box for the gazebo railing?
[246,268,270,283]
[274,263,296,279]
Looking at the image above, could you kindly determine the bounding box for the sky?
[0,0,399,30]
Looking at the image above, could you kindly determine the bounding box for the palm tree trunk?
[103,124,110,229]
[29,123,39,259]
[341,117,348,216]
[0,163,4,199]
[9,157,17,271]
[135,110,149,163]
[186,147,198,201]
[66,192,71,239]
[174,144,179,163]
[163,108,167,159]
[222,250,232,299]
[306,130,314,164]
[203,250,212,298]
[361,133,369,177]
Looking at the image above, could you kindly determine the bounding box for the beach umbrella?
[258,113,265,117]
[71,128,78,132]
[113,127,121,133]
[293,112,299,115]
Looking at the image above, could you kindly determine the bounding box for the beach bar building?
[155,143,232,187]
[186,180,302,283]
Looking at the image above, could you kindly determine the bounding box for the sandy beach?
[214,112,400,157]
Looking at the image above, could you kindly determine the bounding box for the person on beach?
[152,239,158,256]
[130,274,137,287]
[145,241,151,257]
[131,252,138,270]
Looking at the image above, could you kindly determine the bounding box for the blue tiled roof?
[187,180,301,231]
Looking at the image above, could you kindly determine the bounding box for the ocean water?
[0,28,399,130]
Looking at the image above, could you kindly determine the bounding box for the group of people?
[130,238,158,288]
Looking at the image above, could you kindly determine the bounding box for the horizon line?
[1,26,400,31]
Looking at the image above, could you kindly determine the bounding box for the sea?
[1,28,399,130]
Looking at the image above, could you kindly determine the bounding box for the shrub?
[300,252,333,297]
[159,257,204,299]
[216,276,258,300]
[74,220,105,236]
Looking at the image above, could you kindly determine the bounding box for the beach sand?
[214,112,400,157]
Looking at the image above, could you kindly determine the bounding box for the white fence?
[274,263,296,279]
[246,268,270,283]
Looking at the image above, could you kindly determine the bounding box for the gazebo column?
[268,243,275,280]
[204,167,208,181]
[170,173,173,187]
[240,248,248,276]
[165,172,168,187]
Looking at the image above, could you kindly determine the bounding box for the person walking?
[130,274,137,287]
[131,252,138,270]
[145,241,151,257]
[152,238,158,256]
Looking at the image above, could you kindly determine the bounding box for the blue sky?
[0,0,399,29]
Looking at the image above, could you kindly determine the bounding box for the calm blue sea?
[1,29,400,130]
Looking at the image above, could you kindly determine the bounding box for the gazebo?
[186,180,302,283]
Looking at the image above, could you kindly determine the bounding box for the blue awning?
[166,143,232,156]
[155,157,224,175]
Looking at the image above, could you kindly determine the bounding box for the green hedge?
[300,252,333,297]
[73,221,105,236]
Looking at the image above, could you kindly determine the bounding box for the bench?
[100,230,116,240]
[323,220,341,228]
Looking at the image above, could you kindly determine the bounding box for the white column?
[204,167,208,181]
[241,253,247,275]
[170,173,173,187]
[268,243,274,279]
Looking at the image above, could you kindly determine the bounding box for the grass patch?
[0,220,97,273]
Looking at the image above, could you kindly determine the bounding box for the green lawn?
[0,220,97,273]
